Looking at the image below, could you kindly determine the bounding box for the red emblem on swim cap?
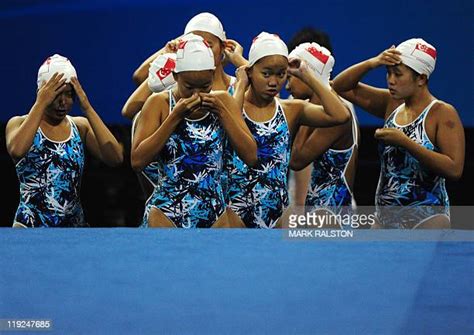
[307,46,329,64]
[178,40,188,50]
[415,43,437,60]
[156,58,176,80]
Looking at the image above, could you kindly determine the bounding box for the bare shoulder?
[141,91,170,125]
[280,98,305,112]
[429,100,462,125]
[384,98,404,120]
[6,115,27,129]
[148,91,169,103]
[70,116,90,138]
[70,116,89,128]
[143,91,169,113]
[432,100,458,115]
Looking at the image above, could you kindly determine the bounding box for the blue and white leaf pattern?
[14,117,86,227]
[144,90,226,228]
[375,101,450,228]
[226,100,290,228]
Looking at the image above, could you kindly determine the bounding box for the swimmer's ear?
[417,74,428,86]
[246,66,252,79]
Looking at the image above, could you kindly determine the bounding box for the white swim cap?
[248,32,288,67]
[174,33,215,73]
[148,53,177,93]
[184,12,226,42]
[289,42,334,86]
[37,54,77,88]
[396,38,437,78]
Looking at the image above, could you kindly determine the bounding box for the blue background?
[1,0,472,126]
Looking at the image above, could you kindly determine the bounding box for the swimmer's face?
[174,70,214,98]
[249,55,288,101]
[192,31,224,68]
[45,83,74,121]
[386,63,424,99]
[286,72,312,100]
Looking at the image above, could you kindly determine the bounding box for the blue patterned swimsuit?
[137,76,236,192]
[139,78,235,227]
[376,100,450,228]
[14,116,87,227]
[306,105,358,223]
[227,99,291,228]
[144,90,226,228]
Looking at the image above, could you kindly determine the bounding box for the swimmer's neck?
[403,88,435,112]
[245,87,274,108]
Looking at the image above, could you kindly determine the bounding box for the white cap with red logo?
[396,38,437,78]
[184,12,226,42]
[148,53,177,93]
[37,54,77,89]
[289,42,334,86]
[174,33,215,73]
[248,32,288,67]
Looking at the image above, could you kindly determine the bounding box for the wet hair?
[287,27,333,53]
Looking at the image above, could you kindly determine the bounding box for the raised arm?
[132,37,182,85]
[70,77,123,166]
[290,121,350,171]
[287,58,349,128]
[332,47,402,119]
[232,65,250,110]
[200,91,258,166]
[6,73,67,161]
[131,92,201,171]
[374,103,465,180]
[224,39,249,68]
[121,80,153,120]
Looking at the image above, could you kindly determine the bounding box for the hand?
[371,46,402,67]
[235,65,250,88]
[224,39,244,66]
[164,38,181,53]
[36,73,67,107]
[199,92,226,117]
[173,93,201,118]
[374,128,409,147]
[70,77,92,112]
[287,58,312,83]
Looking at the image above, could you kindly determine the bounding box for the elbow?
[132,70,144,86]
[337,109,351,124]
[102,143,124,167]
[121,106,133,120]
[331,79,343,94]
[243,149,258,167]
[246,141,259,167]
[130,154,144,172]
[109,151,124,167]
[237,138,258,167]
[8,145,26,162]
[246,154,258,167]
[290,157,306,171]
[446,166,463,181]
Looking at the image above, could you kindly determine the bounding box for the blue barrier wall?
[1,0,472,125]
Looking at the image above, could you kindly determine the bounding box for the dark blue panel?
[0,0,472,126]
